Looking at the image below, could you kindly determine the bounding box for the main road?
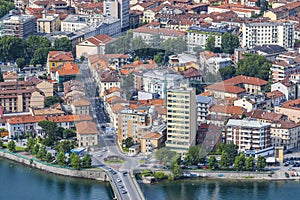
[80,62,144,200]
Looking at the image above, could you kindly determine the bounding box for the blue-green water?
[2,157,300,200]
[0,158,113,200]
[141,179,300,200]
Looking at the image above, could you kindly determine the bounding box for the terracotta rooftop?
[209,105,244,115]
[76,121,98,135]
[223,75,267,86]
[57,63,80,76]
[85,34,115,46]
[110,103,125,114]
[282,98,300,110]
[206,84,246,94]
[47,114,93,123]
[7,115,47,125]
[266,90,285,99]
[245,110,285,122]
[48,51,74,62]
[71,98,90,107]
[133,26,185,37]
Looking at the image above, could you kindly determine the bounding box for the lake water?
[141,178,300,200]
[2,157,300,200]
[0,158,113,200]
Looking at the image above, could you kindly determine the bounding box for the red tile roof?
[223,75,267,86]
[209,105,244,115]
[57,63,80,76]
[85,35,115,46]
[76,121,98,135]
[48,51,74,62]
[206,83,246,94]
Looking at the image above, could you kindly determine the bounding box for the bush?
[154,172,166,179]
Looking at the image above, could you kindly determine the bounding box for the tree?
[170,154,181,169]
[208,156,218,170]
[0,36,25,62]
[132,37,149,51]
[216,143,238,164]
[7,140,16,152]
[155,148,178,166]
[245,156,255,171]
[0,0,15,18]
[204,72,222,83]
[185,145,202,166]
[236,54,272,81]
[259,0,268,14]
[31,144,40,155]
[82,154,92,168]
[37,145,47,160]
[172,163,182,178]
[205,36,216,52]
[154,172,166,179]
[26,137,35,152]
[221,33,240,54]
[121,73,134,100]
[70,153,81,169]
[38,120,57,137]
[219,66,236,80]
[161,37,187,54]
[55,140,75,153]
[45,152,53,163]
[16,58,26,69]
[219,151,230,170]
[57,151,66,166]
[122,137,134,148]
[63,129,76,139]
[44,95,62,108]
[0,139,3,148]
[54,37,72,52]
[234,153,246,171]
[30,47,51,66]
[0,68,3,82]
[25,36,51,60]
[256,155,266,171]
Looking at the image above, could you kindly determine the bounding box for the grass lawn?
[3,144,26,152]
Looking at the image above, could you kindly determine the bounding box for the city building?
[275,98,300,123]
[70,98,90,115]
[270,121,300,150]
[225,119,271,152]
[103,0,129,30]
[140,132,165,154]
[271,79,296,100]
[37,13,60,33]
[55,63,81,91]
[76,34,115,58]
[165,87,197,155]
[142,70,184,99]
[118,108,152,144]
[196,95,214,123]
[0,10,35,38]
[76,121,99,147]
[47,51,74,74]
[241,21,295,49]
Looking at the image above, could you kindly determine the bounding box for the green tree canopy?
[31,144,40,155]
[25,36,51,59]
[0,36,25,62]
[37,145,47,160]
[185,145,202,166]
[70,153,81,169]
[208,156,218,170]
[122,137,134,148]
[54,37,72,52]
[63,129,76,139]
[221,33,240,54]
[45,152,53,163]
[155,148,178,166]
[7,140,16,152]
[216,143,238,164]
[55,140,75,153]
[236,54,271,81]
[218,150,230,170]
[44,95,62,108]
[256,155,266,171]
[161,37,187,54]
[30,47,51,66]
[234,153,246,171]
[0,68,3,82]
[16,58,26,69]
[0,138,3,148]
[172,163,182,178]
[219,66,236,80]
[205,36,216,52]
[82,154,92,168]
[0,0,15,18]
[245,156,255,171]
[57,151,66,166]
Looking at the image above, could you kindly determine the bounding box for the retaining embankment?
[0,150,108,181]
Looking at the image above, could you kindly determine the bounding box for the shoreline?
[0,149,109,182]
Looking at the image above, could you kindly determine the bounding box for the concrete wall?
[0,150,108,181]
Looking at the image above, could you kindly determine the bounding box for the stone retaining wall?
[0,150,108,181]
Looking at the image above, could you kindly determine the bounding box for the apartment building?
[103,0,129,30]
[47,51,74,74]
[271,121,300,150]
[186,26,235,52]
[225,119,271,152]
[55,63,81,91]
[196,96,214,123]
[0,11,35,38]
[118,108,152,143]
[242,21,295,49]
[37,13,60,34]
[61,15,89,32]
[165,87,197,155]
[142,70,184,99]
[76,121,99,147]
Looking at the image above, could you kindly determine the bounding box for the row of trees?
[205,33,240,54]
[38,120,76,147]
[106,30,187,65]
[56,151,92,169]
[0,36,72,67]
[208,153,266,171]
